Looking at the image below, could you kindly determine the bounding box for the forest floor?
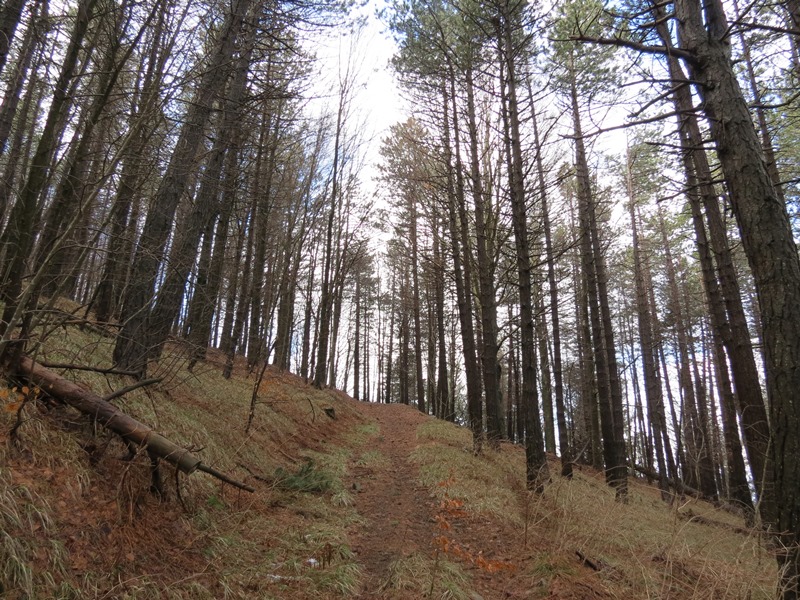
[0,315,782,599]
[346,402,436,596]
[345,401,555,600]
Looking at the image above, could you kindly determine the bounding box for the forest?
[0,0,798,595]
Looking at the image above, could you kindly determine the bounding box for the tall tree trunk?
[0,21,45,228]
[652,19,771,506]
[731,0,785,204]
[625,153,670,498]
[223,209,254,380]
[146,32,253,363]
[410,192,425,413]
[0,0,99,352]
[536,286,556,454]
[667,0,785,509]
[465,62,502,448]
[384,270,396,404]
[569,189,601,469]
[570,69,627,498]
[498,7,547,485]
[35,0,158,301]
[434,216,450,420]
[314,86,346,389]
[426,288,436,415]
[247,109,280,370]
[93,1,169,323]
[672,120,753,506]
[353,276,361,399]
[443,72,482,450]
[398,265,410,405]
[299,252,317,382]
[0,0,27,78]
[0,0,45,159]
[657,209,718,499]
[531,97,572,477]
[113,0,251,375]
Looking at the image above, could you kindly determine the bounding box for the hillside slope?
[0,325,778,599]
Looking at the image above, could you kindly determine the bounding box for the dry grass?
[0,315,369,599]
[379,552,472,600]
[411,418,777,599]
[413,420,524,525]
[537,470,774,598]
[0,309,781,599]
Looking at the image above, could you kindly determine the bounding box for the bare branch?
[102,378,163,403]
[40,362,142,377]
[570,33,697,64]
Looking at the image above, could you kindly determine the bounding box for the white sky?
[308,1,408,195]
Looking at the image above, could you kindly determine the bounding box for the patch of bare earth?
[346,402,435,597]
[343,402,616,600]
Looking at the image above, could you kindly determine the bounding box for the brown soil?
[344,401,612,600]
[346,402,434,597]
[345,402,530,599]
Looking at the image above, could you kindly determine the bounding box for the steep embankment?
[0,321,779,599]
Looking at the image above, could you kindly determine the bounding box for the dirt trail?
[346,402,434,598]
[344,402,550,600]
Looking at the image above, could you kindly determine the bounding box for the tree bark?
[625,151,670,499]
[496,3,552,486]
[112,0,251,375]
[0,0,45,159]
[497,6,548,487]
[670,0,800,588]
[465,62,502,448]
[410,187,425,413]
[0,0,27,78]
[145,31,253,363]
[570,70,627,498]
[651,13,773,508]
[443,71,482,450]
[531,98,572,477]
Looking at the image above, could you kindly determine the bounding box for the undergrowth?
[0,302,781,599]
[274,461,334,493]
[0,308,368,599]
[381,552,471,600]
[411,417,777,599]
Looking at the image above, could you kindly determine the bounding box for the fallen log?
[576,549,602,571]
[632,463,747,518]
[679,509,756,537]
[632,463,700,498]
[40,361,141,377]
[16,356,254,492]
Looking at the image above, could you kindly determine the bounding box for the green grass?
[274,461,334,493]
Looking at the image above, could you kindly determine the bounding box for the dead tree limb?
[236,461,272,483]
[679,509,755,536]
[102,377,162,402]
[633,463,701,498]
[197,463,255,492]
[633,463,747,517]
[576,550,602,571]
[40,362,141,377]
[15,356,253,492]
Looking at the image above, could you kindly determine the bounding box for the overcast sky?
[309,1,407,197]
